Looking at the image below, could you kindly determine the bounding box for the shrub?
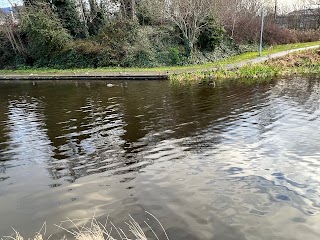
[197,18,226,51]
[96,18,139,66]
[120,26,158,67]
[294,30,320,43]
[168,47,182,65]
[88,7,106,36]
[263,23,298,45]
[52,0,88,39]
[143,26,184,65]
[124,48,157,67]
[136,1,153,25]
[29,39,103,68]
[225,15,260,44]
[69,40,103,57]
[224,14,320,46]
[96,49,120,67]
[48,50,95,68]
[20,2,71,60]
[0,31,17,68]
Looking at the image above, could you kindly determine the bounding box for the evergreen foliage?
[96,18,139,66]
[52,0,88,38]
[87,0,106,36]
[197,18,226,51]
[136,2,153,26]
[20,2,71,61]
[0,32,16,68]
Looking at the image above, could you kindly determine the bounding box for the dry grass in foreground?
[266,48,320,68]
[1,211,169,240]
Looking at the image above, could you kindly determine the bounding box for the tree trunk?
[120,0,135,20]
[183,38,194,57]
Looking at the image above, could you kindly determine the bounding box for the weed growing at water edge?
[169,48,320,84]
[1,212,169,240]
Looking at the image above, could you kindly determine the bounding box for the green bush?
[136,26,185,66]
[96,18,139,66]
[0,32,17,68]
[88,9,106,36]
[14,55,29,69]
[121,26,158,67]
[53,0,88,38]
[96,49,119,67]
[167,47,183,65]
[20,2,71,60]
[123,48,157,67]
[49,50,95,68]
[197,18,226,51]
[48,40,105,68]
[136,2,153,26]
[69,40,102,57]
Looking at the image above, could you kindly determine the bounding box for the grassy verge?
[0,41,320,75]
[169,47,320,84]
[212,41,320,66]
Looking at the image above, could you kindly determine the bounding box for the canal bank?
[0,44,319,81]
[169,45,320,83]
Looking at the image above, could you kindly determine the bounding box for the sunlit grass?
[212,41,320,66]
[1,41,319,75]
[169,47,320,84]
[169,65,280,84]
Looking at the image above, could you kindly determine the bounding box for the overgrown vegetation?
[169,48,320,84]
[21,2,71,64]
[227,15,320,45]
[0,41,319,75]
[0,0,319,70]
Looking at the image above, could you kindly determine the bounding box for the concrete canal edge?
[0,45,319,81]
[0,74,168,81]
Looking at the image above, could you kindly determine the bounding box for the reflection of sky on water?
[47,96,128,183]
[1,97,54,167]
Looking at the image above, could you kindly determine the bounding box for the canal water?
[1,76,320,240]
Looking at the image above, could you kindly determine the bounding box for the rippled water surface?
[1,77,320,239]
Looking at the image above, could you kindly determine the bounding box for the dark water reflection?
[1,77,320,239]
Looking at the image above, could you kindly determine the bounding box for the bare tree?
[119,0,136,19]
[165,0,215,55]
[213,0,264,26]
[137,0,168,23]
[0,5,26,55]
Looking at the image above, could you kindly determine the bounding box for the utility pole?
[10,9,15,22]
[274,0,277,20]
[6,0,15,22]
[259,7,265,57]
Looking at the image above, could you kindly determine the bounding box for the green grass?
[212,41,320,66]
[169,64,282,84]
[1,41,320,75]
[169,47,320,85]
